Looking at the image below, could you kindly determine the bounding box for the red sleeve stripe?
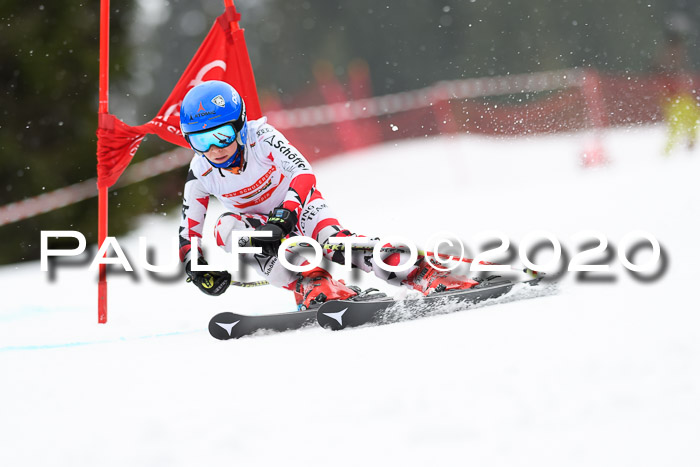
[178,244,204,263]
[311,217,341,242]
[283,173,316,210]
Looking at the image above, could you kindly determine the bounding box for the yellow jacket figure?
[654,14,699,155]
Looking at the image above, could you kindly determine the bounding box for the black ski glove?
[251,207,297,257]
[185,257,231,296]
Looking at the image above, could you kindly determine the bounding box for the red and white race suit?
[179,117,420,289]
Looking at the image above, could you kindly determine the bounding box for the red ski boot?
[290,267,358,309]
[402,257,479,295]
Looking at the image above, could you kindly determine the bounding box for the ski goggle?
[186,124,237,153]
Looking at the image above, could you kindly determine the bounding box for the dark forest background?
[1,0,698,264]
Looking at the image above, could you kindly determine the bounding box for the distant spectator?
[653,12,700,154]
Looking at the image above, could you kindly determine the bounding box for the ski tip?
[208,312,242,340]
[316,302,351,331]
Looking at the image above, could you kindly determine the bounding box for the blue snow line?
[0,329,205,353]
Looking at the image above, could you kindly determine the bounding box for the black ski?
[316,277,538,331]
[210,276,544,339]
[208,309,317,340]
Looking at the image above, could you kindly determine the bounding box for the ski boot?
[290,267,358,310]
[402,257,479,295]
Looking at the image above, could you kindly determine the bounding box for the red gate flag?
[97,4,261,190]
[96,1,260,323]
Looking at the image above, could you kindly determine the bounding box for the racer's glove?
[185,257,231,296]
[251,207,297,257]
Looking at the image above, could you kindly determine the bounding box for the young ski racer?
[178,80,478,309]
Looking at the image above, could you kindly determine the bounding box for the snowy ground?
[1,125,699,466]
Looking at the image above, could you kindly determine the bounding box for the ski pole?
[227,243,540,288]
[304,241,539,276]
[230,280,271,287]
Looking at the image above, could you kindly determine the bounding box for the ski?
[316,277,540,331]
[210,276,545,339]
[208,309,317,340]
[207,288,392,339]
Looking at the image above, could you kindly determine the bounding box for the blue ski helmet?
[180,80,248,169]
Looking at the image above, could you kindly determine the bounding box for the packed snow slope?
[1,126,699,467]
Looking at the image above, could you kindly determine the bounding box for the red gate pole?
[580,68,608,167]
[97,0,110,323]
